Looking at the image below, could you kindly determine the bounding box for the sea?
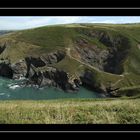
[0,77,102,100]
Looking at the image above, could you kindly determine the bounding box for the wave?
[8,84,20,90]
[0,93,6,96]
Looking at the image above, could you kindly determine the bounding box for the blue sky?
[1,16,140,30]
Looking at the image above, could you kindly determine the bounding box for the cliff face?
[25,50,66,68]
[0,24,139,97]
[27,66,80,92]
[75,30,131,74]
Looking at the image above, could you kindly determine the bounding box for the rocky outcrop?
[75,43,109,71]
[25,50,66,68]
[79,69,121,97]
[27,66,81,92]
[25,57,46,68]
[44,50,66,64]
[0,59,28,80]
[24,50,65,77]
[80,69,108,94]
[0,49,75,92]
[75,30,131,74]
[11,60,27,79]
[25,50,66,77]
[103,44,130,74]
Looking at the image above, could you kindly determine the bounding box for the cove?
[0,77,102,100]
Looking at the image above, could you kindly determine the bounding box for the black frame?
[0,7,140,133]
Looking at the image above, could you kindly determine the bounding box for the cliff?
[0,23,140,97]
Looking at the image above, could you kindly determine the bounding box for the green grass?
[16,26,77,52]
[0,98,140,124]
[52,56,82,75]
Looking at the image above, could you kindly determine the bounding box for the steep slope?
[0,23,139,96]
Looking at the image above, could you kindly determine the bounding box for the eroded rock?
[11,60,27,79]
[25,50,66,68]
[27,66,80,92]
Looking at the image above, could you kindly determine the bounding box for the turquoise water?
[0,77,102,100]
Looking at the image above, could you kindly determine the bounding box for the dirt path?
[66,47,124,77]
[112,78,124,87]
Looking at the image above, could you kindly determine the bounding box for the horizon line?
[1,22,140,30]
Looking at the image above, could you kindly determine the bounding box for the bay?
[0,77,102,100]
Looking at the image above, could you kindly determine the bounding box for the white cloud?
[0,16,140,30]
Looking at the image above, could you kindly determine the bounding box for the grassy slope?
[0,98,140,124]
[0,23,140,94]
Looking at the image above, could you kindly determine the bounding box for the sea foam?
[0,93,6,96]
[9,84,20,89]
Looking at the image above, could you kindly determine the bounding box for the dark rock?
[25,57,46,68]
[80,70,93,87]
[25,50,66,68]
[30,71,42,85]
[80,69,107,94]
[42,50,66,64]
[0,63,13,78]
[74,79,81,88]
[27,64,37,78]
[75,30,130,74]
[75,45,109,71]
[25,50,66,78]
[26,66,80,92]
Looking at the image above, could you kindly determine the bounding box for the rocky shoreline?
[0,57,117,97]
[0,50,83,93]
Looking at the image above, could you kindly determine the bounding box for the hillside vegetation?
[0,23,140,96]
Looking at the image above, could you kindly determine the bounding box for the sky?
[1,16,140,30]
